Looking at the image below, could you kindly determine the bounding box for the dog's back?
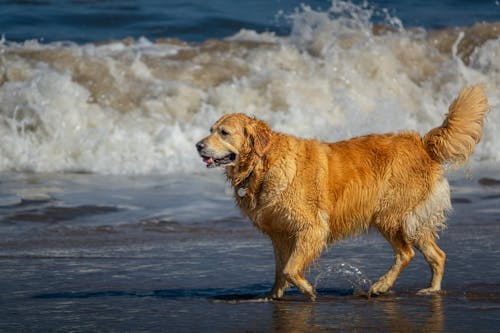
[321,85,490,243]
[320,131,446,240]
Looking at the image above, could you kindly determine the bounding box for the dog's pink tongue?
[203,156,214,165]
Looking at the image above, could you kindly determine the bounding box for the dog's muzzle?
[196,140,236,168]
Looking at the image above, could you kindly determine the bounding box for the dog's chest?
[234,156,299,231]
[236,180,298,233]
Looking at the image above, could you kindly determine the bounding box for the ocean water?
[0,0,500,332]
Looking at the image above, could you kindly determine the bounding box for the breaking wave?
[0,1,498,174]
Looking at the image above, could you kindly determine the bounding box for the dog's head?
[196,113,272,168]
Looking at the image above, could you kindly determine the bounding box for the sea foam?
[0,1,498,174]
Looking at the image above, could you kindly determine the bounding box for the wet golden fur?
[196,85,490,301]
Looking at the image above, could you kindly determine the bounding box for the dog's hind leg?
[370,229,415,295]
[413,237,446,294]
[404,177,449,294]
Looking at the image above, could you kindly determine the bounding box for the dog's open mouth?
[202,153,236,168]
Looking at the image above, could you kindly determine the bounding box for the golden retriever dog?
[195,86,489,301]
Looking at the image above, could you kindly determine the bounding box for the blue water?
[1,0,499,43]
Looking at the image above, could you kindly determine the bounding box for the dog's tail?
[423,85,490,167]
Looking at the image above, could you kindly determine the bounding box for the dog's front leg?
[281,228,326,301]
[269,236,291,299]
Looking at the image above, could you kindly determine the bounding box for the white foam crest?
[0,65,210,174]
[225,29,279,43]
[0,1,498,175]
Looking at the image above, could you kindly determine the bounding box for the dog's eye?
[220,129,230,136]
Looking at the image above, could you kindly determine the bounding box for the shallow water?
[1,171,499,332]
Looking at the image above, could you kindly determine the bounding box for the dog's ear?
[245,118,272,157]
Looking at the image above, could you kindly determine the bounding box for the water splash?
[314,262,372,295]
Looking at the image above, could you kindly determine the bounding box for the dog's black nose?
[196,141,205,152]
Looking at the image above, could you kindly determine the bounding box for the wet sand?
[0,172,499,332]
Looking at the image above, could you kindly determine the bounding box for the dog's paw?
[268,289,285,300]
[266,294,283,301]
[416,287,441,295]
[369,281,391,296]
